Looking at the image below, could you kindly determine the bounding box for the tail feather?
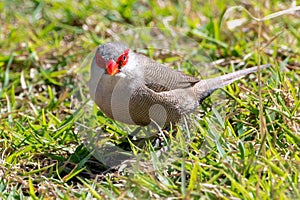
[196,64,270,103]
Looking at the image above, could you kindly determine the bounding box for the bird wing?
[135,54,200,92]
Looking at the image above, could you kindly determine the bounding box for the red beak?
[106,59,119,76]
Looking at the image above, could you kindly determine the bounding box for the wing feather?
[135,54,200,92]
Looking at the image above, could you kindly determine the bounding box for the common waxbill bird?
[89,42,269,128]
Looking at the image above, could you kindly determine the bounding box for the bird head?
[95,42,131,76]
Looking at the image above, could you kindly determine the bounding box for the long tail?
[196,64,271,103]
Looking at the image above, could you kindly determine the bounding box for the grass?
[0,0,300,199]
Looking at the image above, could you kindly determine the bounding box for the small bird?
[89,42,269,128]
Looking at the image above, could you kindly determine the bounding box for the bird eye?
[116,48,129,67]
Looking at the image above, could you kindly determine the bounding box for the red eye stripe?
[117,48,130,66]
[95,53,105,68]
